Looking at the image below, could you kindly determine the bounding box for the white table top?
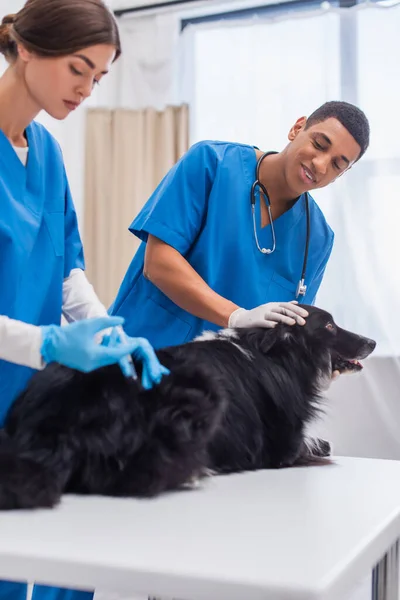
[0,457,399,600]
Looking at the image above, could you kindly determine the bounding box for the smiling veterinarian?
[111,101,370,347]
[0,2,168,600]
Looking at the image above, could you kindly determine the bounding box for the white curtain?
[115,13,181,109]
[181,2,400,459]
[84,105,189,307]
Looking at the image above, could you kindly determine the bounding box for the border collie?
[0,305,376,509]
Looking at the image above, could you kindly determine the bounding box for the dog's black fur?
[0,306,376,510]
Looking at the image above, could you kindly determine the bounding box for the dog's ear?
[245,327,280,354]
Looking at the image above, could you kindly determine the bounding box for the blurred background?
[3,1,400,599]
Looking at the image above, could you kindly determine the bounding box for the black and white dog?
[0,305,375,510]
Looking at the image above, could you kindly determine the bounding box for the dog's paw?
[201,467,217,478]
[181,473,203,490]
[181,466,216,490]
[305,436,333,457]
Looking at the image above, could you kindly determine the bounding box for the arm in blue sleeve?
[130,141,218,255]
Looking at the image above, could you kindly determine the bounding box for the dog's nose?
[367,338,377,351]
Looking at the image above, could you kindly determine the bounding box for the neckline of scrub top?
[242,146,306,250]
[12,145,29,166]
[0,122,41,199]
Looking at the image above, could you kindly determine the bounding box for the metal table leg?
[372,540,400,600]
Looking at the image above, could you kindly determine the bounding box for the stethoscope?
[251,151,311,299]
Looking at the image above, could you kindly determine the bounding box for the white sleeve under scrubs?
[111,140,334,348]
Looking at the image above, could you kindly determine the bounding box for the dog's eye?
[325,323,335,332]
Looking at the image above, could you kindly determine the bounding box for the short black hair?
[305,100,370,161]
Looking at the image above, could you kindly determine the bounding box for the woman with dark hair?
[0,3,168,599]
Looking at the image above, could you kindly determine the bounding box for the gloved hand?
[128,335,170,389]
[103,327,170,390]
[40,316,147,373]
[228,301,309,328]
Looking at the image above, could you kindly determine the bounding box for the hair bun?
[1,14,16,26]
[0,14,17,60]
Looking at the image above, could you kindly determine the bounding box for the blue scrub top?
[0,121,84,425]
[111,141,334,348]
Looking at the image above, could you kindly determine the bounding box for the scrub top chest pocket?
[267,272,299,302]
[43,212,64,257]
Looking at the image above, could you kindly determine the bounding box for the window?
[182,0,400,355]
[189,9,340,149]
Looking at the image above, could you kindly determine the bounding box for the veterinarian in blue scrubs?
[111,101,370,347]
[0,2,167,600]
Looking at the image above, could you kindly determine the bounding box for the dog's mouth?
[332,355,363,374]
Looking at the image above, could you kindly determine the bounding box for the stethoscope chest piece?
[296,279,307,298]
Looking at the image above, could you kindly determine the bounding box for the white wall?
[0,0,23,13]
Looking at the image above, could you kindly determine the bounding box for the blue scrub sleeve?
[0,581,28,600]
[305,235,334,305]
[130,141,218,255]
[63,176,85,278]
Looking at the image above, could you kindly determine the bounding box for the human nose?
[312,153,331,176]
[76,79,93,100]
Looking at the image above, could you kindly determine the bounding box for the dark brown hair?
[305,100,370,161]
[0,0,121,63]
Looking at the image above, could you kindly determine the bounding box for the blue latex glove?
[127,334,170,390]
[110,326,138,380]
[40,316,144,373]
[103,327,170,390]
